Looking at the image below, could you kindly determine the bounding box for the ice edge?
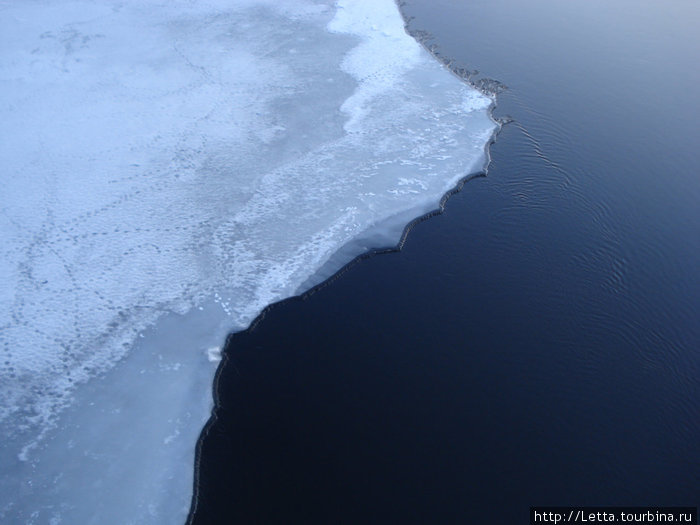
[185,1,502,522]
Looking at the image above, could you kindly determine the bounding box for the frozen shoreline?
[0,0,497,522]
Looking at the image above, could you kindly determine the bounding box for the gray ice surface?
[0,0,496,522]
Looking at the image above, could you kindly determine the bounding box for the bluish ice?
[0,0,496,522]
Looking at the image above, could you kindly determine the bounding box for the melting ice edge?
[0,0,497,522]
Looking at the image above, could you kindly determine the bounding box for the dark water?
[189,1,699,523]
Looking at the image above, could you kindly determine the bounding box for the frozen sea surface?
[0,0,496,522]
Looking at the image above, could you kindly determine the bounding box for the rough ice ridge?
[0,0,496,522]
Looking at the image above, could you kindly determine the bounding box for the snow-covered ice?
[0,0,496,522]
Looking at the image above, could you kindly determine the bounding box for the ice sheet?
[0,0,496,522]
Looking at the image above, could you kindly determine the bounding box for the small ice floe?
[206,346,222,363]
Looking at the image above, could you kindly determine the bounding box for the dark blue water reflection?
[191,1,699,523]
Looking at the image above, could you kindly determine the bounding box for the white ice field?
[0,0,497,522]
